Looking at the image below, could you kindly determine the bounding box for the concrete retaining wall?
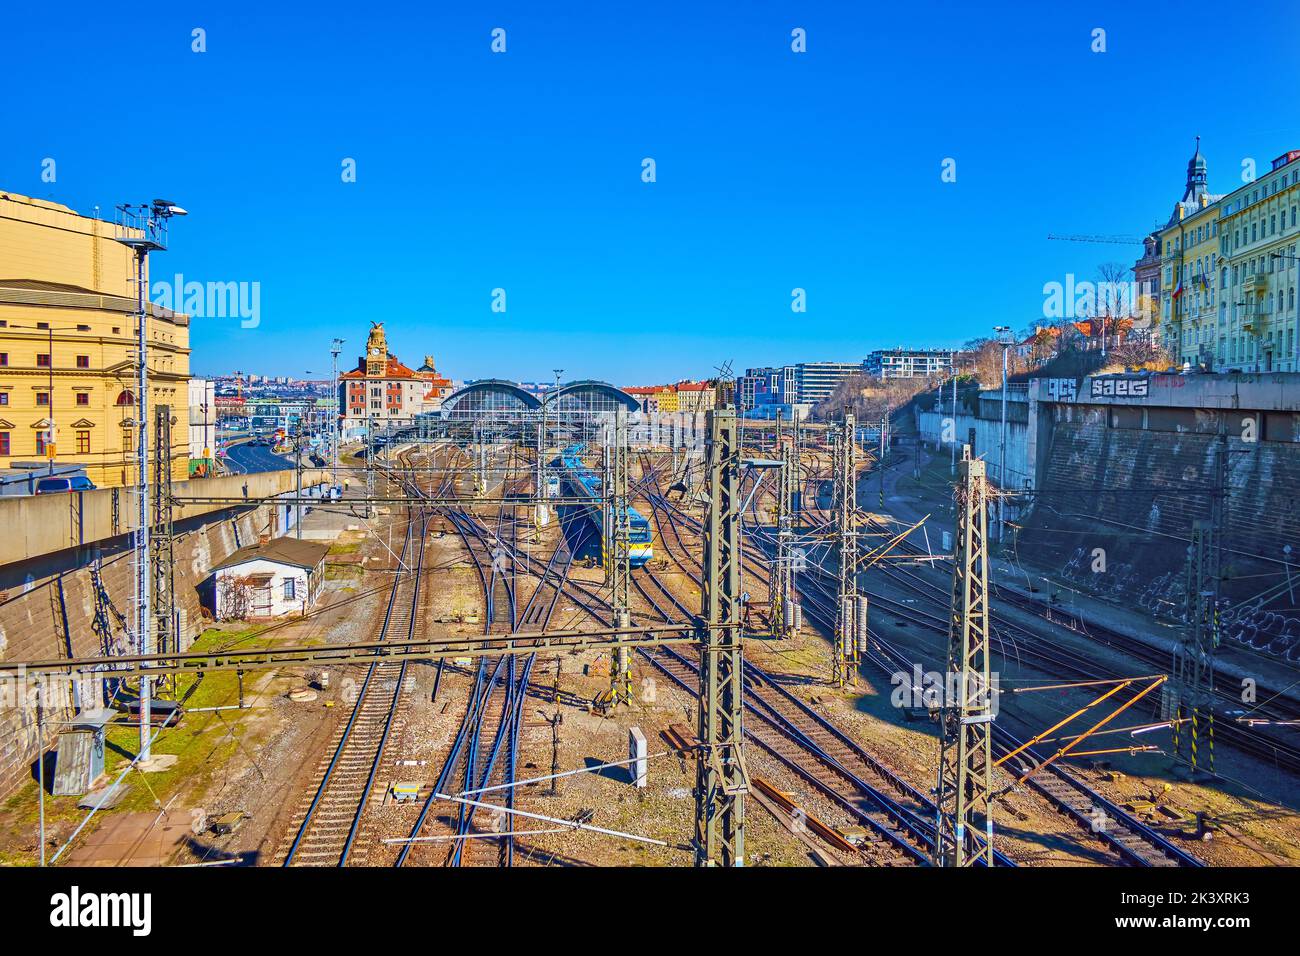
[0,470,325,797]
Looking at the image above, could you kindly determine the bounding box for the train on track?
[558,444,653,567]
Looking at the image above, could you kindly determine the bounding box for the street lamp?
[993,326,1013,542]
[113,198,184,764]
[330,339,345,491]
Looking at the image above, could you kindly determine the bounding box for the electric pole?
[833,413,861,687]
[772,412,800,639]
[696,405,747,866]
[935,445,995,866]
[1171,432,1225,776]
[608,406,633,708]
[151,406,176,660]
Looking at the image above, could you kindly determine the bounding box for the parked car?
[35,475,96,495]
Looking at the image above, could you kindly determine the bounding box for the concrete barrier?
[0,468,330,570]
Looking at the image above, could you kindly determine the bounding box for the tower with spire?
[1182,135,1209,206]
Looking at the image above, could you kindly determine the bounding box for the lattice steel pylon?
[695,406,748,866]
[151,406,177,660]
[608,406,633,707]
[772,424,799,639]
[934,446,995,866]
[1172,519,1220,774]
[833,414,860,686]
[1171,432,1225,776]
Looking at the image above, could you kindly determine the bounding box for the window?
[35,433,46,456]
[76,392,89,406]
[76,430,90,454]
[116,390,134,406]
[0,433,8,456]
[0,394,6,406]
[123,431,132,453]
[112,327,121,335]
[36,392,49,406]
[283,577,297,600]
[75,355,89,369]
[36,354,50,367]
[0,353,7,367]
[77,324,90,332]
[36,322,48,330]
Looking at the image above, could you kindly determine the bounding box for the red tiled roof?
[340,355,417,380]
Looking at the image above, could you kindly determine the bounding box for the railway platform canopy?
[439,379,640,422]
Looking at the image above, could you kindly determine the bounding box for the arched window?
[116,390,134,406]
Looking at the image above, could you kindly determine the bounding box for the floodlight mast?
[114,200,183,762]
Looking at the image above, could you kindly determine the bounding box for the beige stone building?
[0,191,191,487]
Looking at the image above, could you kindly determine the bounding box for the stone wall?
[1016,406,1300,663]
[0,500,288,797]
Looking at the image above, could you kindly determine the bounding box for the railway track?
[630,496,1011,865]
[641,471,1202,867]
[395,442,568,866]
[277,508,429,867]
[855,511,1300,777]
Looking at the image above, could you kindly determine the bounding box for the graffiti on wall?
[1089,377,1149,399]
[1057,546,1300,663]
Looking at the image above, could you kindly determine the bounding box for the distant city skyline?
[6,1,1299,381]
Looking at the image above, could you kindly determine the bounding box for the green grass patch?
[325,564,363,582]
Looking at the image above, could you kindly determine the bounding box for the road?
[224,442,293,474]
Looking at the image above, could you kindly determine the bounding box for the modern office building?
[864,348,954,380]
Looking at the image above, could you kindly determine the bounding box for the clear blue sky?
[6,1,1298,384]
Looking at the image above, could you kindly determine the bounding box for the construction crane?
[1046,233,1147,245]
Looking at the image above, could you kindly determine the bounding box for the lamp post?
[950,352,959,476]
[113,199,185,763]
[993,326,1013,542]
[330,338,344,491]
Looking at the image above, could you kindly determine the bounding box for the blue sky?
[6,1,1298,384]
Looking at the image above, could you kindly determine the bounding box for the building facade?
[415,355,455,411]
[188,377,216,476]
[338,323,427,429]
[1215,150,1300,372]
[1156,143,1300,372]
[864,348,954,380]
[0,191,192,487]
[792,361,865,405]
[1159,141,1224,368]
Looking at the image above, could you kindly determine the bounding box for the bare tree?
[218,573,256,620]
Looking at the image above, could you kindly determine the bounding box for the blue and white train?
[558,444,653,568]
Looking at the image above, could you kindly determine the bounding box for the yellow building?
[0,191,191,488]
[1215,150,1300,372]
[1158,141,1224,367]
[655,387,678,412]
